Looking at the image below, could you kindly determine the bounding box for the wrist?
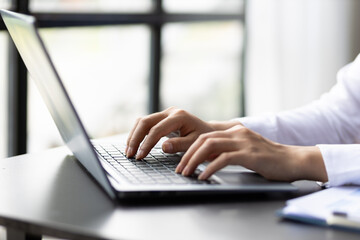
[290,146,328,182]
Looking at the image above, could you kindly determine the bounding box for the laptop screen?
[1,10,115,199]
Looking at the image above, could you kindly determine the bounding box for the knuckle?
[135,117,142,124]
[204,138,217,149]
[235,126,251,135]
[165,107,189,118]
[174,109,186,115]
[140,116,151,124]
[165,106,178,114]
[171,109,188,118]
[148,125,161,137]
[167,106,177,111]
[239,127,250,133]
[166,114,180,122]
[198,132,210,141]
[138,116,153,128]
[174,108,189,117]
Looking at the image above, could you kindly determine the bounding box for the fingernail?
[136,150,144,160]
[162,142,173,153]
[182,166,190,176]
[198,172,207,180]
[175,164,183,173]
[127,147,134,157]
[125,146,128,155]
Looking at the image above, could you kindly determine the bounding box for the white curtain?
[245,0,360,116]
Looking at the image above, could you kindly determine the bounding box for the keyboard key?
[155,179,171,184]
[171,178,187,184]
[94,144,218,185]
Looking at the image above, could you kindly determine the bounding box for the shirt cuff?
[317,144,360,187]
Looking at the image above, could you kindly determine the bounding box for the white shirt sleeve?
[235,54,360,187]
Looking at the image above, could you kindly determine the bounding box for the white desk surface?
[0,146,359,240]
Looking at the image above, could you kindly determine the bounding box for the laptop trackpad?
[213,166,277,185]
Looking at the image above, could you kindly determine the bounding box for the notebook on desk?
[1,9,297,200]
[278,187,360,232]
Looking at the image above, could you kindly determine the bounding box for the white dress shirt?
[237,54,360,187]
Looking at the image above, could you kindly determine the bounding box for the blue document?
[278,187,360,232]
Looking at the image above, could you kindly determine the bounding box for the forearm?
[286,145,328,182]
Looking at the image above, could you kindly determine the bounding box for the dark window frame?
[1,0,247,157]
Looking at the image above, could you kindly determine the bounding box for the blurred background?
[1,0,360,159]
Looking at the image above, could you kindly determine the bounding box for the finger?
[181,138,238,176]
[126,118,140,155]
[136,115,184,159]
[162,133,198,153]
[176,131,233,173]
[198,151,239,180]
[127,112,167,157]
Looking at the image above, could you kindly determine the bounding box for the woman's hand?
[176,125,328,183]
[126,107,242,159]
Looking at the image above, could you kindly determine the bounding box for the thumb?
[162,134,197,153]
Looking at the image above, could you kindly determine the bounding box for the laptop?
[1,9,297,200]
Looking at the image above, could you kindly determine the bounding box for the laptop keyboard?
[93,144,217,185]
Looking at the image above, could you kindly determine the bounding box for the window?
[30,0,153,13]
[161,21,243,120]
[0,0,10,9]
[28,26,150,152]
[164,0,244,13]
[2,0,245,156]
[0,33,7,159]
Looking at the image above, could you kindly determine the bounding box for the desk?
[0,147,359,240]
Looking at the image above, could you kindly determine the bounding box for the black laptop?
[1,9,297,200]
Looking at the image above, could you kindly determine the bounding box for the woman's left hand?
[176,125,328,183]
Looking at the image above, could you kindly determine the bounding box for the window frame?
[0,0,247,157]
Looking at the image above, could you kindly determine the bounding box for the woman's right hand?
[125,107,241,160]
